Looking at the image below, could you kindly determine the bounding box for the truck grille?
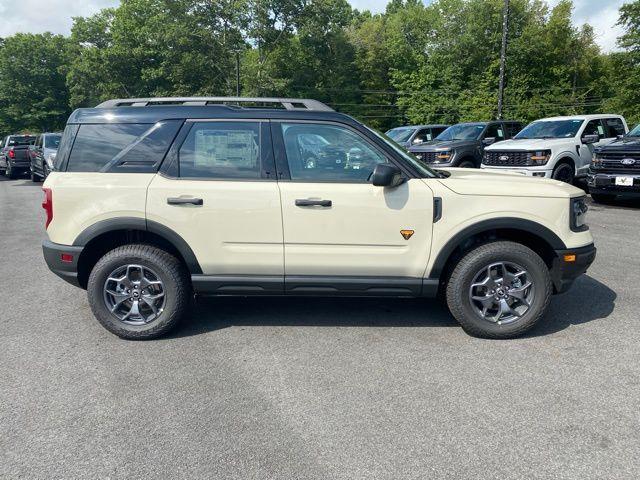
[413,151,436,162]
[598,152,640,172]
[483,151,530,166]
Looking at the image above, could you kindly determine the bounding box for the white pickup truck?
[481,115,628,183]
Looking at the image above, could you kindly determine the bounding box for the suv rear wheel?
[87,244,191,340]
[445,241,552,339]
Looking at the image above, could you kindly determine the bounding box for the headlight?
[527,150,551,166]
[435,149,453,163]
[591,151,603,168]
[570,196,589,232]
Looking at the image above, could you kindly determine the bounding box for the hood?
[597,136,640,151]
[409,139,478,152]
[485,138,575,151]
[436,167,584,198]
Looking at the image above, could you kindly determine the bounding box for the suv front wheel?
[87,244,191,340]
[446,241,552,339]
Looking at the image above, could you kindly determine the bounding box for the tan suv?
[42,97,596,340]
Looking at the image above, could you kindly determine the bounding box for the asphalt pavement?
[1,175,639,479]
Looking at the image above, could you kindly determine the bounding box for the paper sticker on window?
[194,129,257,168]
[598,125,605,135]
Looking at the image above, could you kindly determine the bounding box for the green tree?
[0,33,71,133]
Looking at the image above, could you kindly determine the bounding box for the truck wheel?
[458,160,475,168]
[6,163,16,179]
[87,244,191,340]
[551,162,574,184]
[591,193,616,203]
[30,170,40,182]
[445,241,552,339]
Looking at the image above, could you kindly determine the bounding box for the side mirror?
[372,163,404,187]
[617,134,625,140]
[482,137,496,146]
[582,134,600,144]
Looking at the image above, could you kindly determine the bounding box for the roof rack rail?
[95,97,334,112]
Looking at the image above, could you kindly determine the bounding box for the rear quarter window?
[65,121,181,173]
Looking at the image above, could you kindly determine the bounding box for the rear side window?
[178,121,262,179]
[53,124,79,171]
[66,122,181,172]
[603,118,625,138]
[504,122,522,138]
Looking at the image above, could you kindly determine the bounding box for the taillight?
[8,149,15,159]
[42,188,53,228]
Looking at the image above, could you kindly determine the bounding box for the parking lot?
[1,175,639,479]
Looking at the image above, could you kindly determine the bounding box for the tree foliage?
[0,0,639,135]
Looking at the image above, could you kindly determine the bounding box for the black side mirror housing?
[482,137,496,146]
[372,163,404,187]
[582,134,600,144]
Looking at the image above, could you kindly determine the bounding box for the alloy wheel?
[468,261,534,325]
[103,264,166,325]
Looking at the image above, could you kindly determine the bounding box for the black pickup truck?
[0,134,36,179]
[588,124,640,202]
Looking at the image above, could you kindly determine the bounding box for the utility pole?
[497,0,510,119]
[235,50,241,97]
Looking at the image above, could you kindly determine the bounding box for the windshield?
[366,126,437,178]
[515,119,584,139]
[386,127,416,143]
[44,134,62,149]
[7,136,35,146]
[627,124,640,137]
[436,124,485,141]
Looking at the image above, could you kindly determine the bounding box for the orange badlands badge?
[400,229,414,240]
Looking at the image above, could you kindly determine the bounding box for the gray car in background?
[386,124,450,149]
[28,132,62,181]
[409,121,523,168]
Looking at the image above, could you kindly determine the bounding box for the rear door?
[146,120,284,291]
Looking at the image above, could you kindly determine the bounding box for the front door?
[146,120,284,290]
[273,121,435,294]
[577,119,618,176]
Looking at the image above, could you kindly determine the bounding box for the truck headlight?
[527,150,551,166]
[570,197,589,232]
[435,149,453,163]
[591,152,603,168]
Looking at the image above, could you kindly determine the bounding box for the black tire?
[458,159,476,168]
[87,244,191,340]
[551,162,574,184]
[30,170,40,182]
[591,192,616,203]
[445,241,552,339]
[6,163,16,179]
[43,164,50,180]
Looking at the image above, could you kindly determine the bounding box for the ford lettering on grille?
[621,158,637,165]
[499,155,509,162]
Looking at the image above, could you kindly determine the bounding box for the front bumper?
[481,164,552,178]
[42,239,84,288]
[550,244,596,294]
[587,171,640,195]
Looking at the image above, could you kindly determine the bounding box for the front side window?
[485,124,505,141]
[178,122,261,179]
[515,120,584,139]
[280,123,388,182]
[583,119,605,138]
[413,129,432,144]
[44,134,61,149]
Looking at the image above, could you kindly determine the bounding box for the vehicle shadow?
[169,275,615,340]
[528,275,616,337]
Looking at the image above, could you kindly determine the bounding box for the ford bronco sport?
[42,97,596,340]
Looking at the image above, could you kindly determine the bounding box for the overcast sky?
[0,0,628,53]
